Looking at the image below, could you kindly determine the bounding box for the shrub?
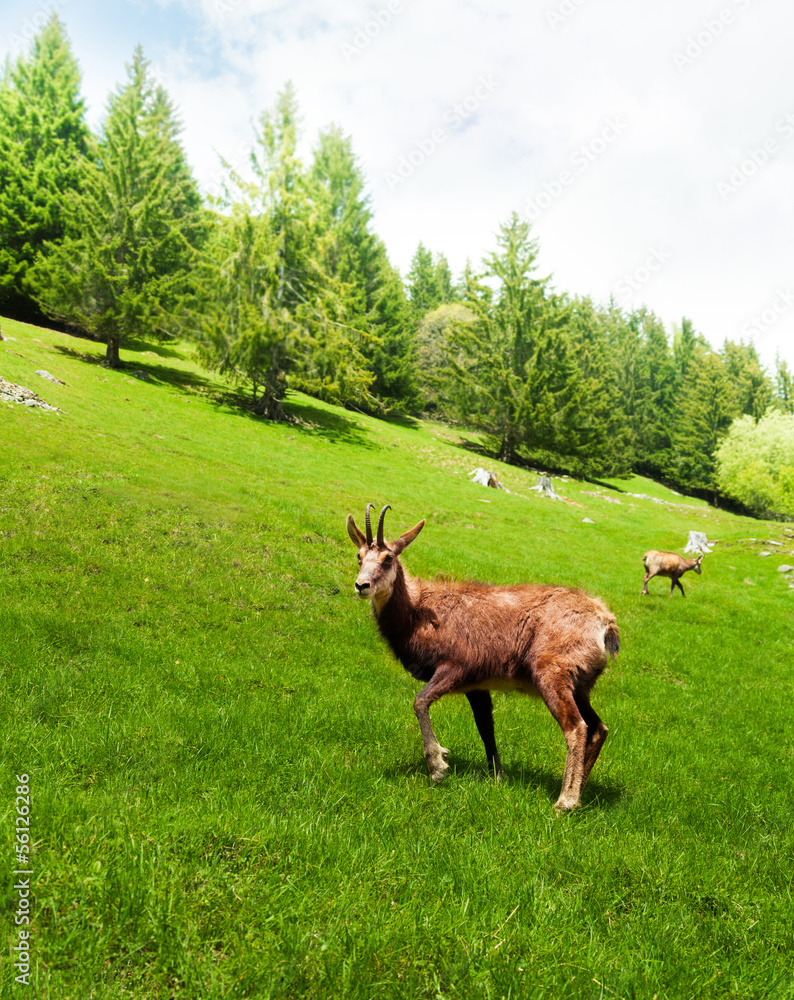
[716,411,794,518]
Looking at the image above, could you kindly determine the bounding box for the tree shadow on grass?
[51,341,375,447]
[283,397,374,448]
[124,337,186,361]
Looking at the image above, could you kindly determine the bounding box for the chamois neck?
[372,561,417,618]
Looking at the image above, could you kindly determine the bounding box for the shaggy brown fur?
[346,504,619,812]
[641,550,702,597]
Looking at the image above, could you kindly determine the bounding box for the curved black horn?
[377,504,391,547]
[364,502,374,545]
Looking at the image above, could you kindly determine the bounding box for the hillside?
[1,316,793,999]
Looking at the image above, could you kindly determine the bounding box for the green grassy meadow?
[1,315,793,999]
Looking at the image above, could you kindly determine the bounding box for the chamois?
[346,504,619,813]
[641,550,702,597]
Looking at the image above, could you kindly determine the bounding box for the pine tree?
[27,47,204,366]
[0,15,91,320]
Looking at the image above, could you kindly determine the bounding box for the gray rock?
[777,565,794,573]
[34,369,65,384]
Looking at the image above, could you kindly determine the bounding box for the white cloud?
[1,0,792,370]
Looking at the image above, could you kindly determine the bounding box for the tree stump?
[531,475,562,500]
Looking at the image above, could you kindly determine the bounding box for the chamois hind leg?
[465,690,505,779]
[574,689,608,790]
[413,670,459,784]
[641,570,655,595]
[535,667,588,813]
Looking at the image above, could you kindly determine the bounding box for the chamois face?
[346,505,425,607]
[353,543,399,602]
[694,558,703,575]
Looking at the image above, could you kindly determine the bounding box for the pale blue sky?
[2,0,793,370]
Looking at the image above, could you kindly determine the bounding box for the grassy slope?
[1,316,793,1000]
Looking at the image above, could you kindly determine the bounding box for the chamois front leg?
[673,577,685,596]
[413,670,460,784]
[641,570,655,595]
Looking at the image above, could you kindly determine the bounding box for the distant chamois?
[346,504,619,812]
[641,550,703,597]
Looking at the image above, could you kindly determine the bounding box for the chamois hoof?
[427,751,450,784]
[553,796,580,814]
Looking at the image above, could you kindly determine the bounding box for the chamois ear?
[346,515,367,548]
[393,519,425,554]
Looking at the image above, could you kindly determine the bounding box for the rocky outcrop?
[0,376,62,412]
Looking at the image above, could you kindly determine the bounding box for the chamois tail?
[604,621,620,660]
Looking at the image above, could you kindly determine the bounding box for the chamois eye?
[382,553,393,565]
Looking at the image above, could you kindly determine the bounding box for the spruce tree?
[195,87,375,417]
[28,47,203,366]
[0,15,91,320]
[671,351,738,489]
[406,243,456,319]
[721,339,772,420]
[446,213,592,468]
[309,123,417,410]
[773,353,794,415]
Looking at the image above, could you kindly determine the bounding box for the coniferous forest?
[2,16,793,517]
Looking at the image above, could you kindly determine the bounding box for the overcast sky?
[2,0,793,370]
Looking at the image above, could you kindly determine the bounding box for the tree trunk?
[253,368,287,421]
[499,430,516,465]
[106,336,121,368]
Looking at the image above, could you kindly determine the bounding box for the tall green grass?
[1,316,793,999]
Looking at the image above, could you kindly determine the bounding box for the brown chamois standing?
[641,550,703,597]
[346,504,620,813]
